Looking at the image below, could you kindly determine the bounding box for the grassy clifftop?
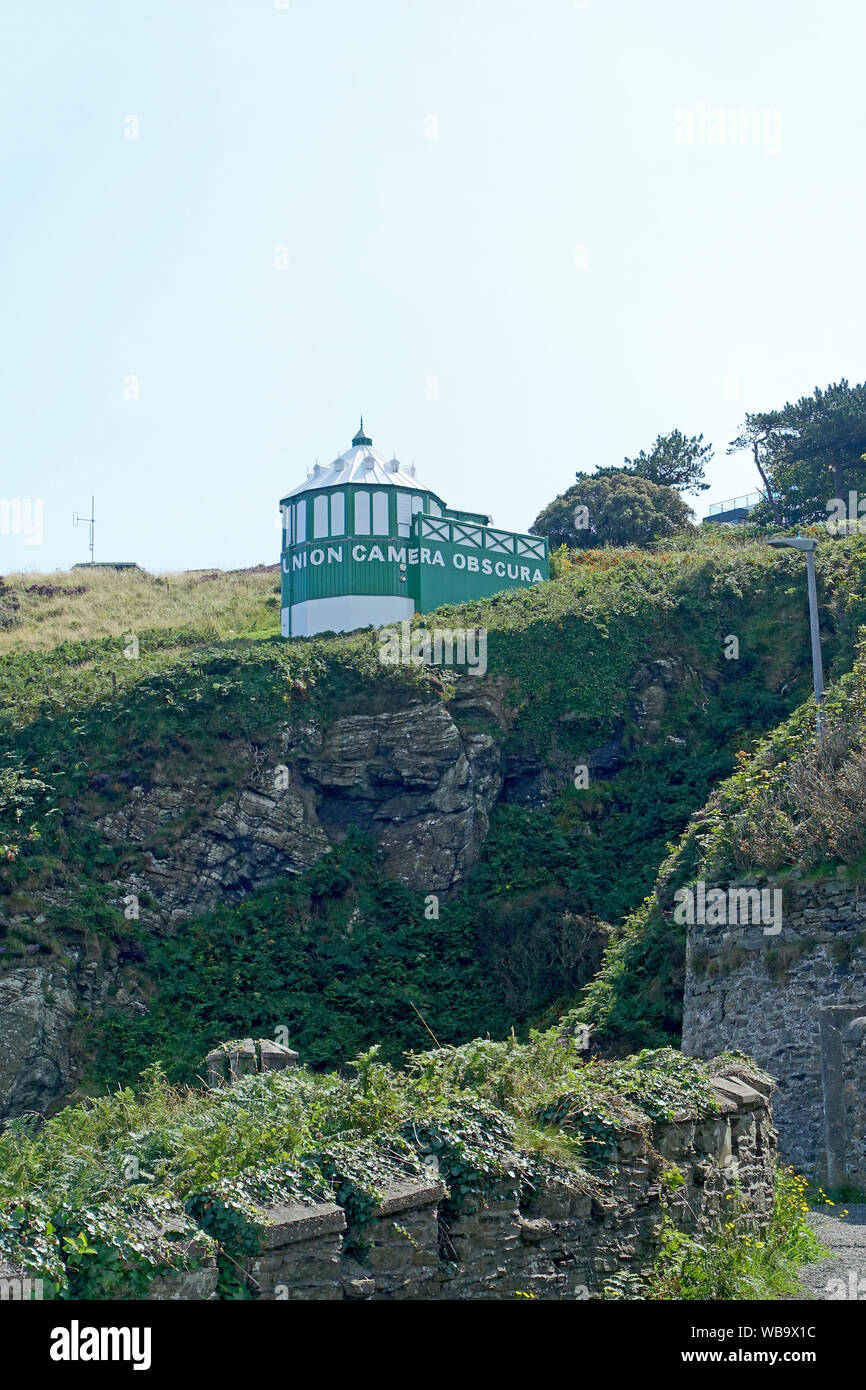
[0,565,281,652]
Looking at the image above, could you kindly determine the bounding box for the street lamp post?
[767,537,825,744]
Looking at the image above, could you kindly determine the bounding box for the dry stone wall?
[0,1073,775,1301]
[682,875,866,1187]
[132,1072,772,1301]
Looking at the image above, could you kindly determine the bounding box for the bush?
[531,472,694,549]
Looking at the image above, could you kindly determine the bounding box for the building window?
[396,492,412,537]
[428,499,442,518]
[330,492,345,536]
[354,491,370,535]
[313,494,329,539]
[372,491,389,534]
[295,500,306,544]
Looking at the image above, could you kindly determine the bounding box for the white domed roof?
[281,420,435,501]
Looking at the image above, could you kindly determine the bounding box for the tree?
[530,472,694,549]
[724,413,785,525]
[728,381,866,525]
[623,429,713,493]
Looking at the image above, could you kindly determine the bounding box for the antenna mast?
[73,495,95,564]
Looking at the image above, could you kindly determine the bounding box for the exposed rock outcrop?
[94,696,503,929]
[0,654,709,1125]
[0,948,147,1122]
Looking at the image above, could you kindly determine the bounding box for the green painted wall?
[280,484,549,624]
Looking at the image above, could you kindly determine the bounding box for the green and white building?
[279,420,549,637]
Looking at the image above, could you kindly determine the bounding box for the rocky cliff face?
[0,654,707,1123]
[0,961,77,1121]
[0,680,515,1119]
[95,688,504,931]
[0,947,148,1122]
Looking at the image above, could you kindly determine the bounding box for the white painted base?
[288,594,415,637]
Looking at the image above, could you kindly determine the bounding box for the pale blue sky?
[2,0,865,572]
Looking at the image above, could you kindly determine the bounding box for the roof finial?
[352,416,373,447]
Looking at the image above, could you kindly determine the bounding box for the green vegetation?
[83,824,603,1089]
[5,535,866,1079]
[689,641,866,882]
[0,1040,724,1298]
[577,607,866,1053]
[530,471,695,548]
[622,428,712,493]
[730,379,866,526]
[0,565,281,653]
[645,1166,826,1300]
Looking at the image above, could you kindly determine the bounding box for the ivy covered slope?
[3,534,866,1105]
[0,1038,728,1299]
[578,562,866,1052]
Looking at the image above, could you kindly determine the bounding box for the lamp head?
[767,537,817,552]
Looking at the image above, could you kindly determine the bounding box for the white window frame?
[372,490,389,535]
[313,494,329,539]
[396,492,412,537]
[354,491,370,535]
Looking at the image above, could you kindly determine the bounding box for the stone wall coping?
[256,1201,346,1249]
[709,1075,766,1110]
[259,1039,300,1064]
[713,1066,775,1098]
[377,1180,447,1216]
